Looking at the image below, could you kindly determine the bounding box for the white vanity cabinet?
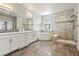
[23,32,29,45]
[33,31,37,42]
[24,32,33,45]
[24,31,37,45]
[0,31,37,56]
[27,31,37,44]
[0,35,10,56]
[19,31,37,49]
[0,34,20,56]
[19,33,28,48]
[9,34,20,51]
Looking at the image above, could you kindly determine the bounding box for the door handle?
[11,39,12,43]
[33,34,34,37]
[9,39,12,44]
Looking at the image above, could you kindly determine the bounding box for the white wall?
[14,5,28,30]
[41,15,53,32]
[15,5,27,18]
[32,13,41,31]
[15,5,42,31]
[51,15,56,31]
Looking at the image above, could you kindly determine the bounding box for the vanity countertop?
[0,31,36,36]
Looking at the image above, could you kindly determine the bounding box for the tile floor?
[7,40,79,56]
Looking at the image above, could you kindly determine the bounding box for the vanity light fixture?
[0,3,13,11]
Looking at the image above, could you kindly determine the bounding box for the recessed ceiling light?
[0,3,13,11]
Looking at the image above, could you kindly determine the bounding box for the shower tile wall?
[54,9,75,40]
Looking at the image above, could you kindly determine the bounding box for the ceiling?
[17,3,77,15]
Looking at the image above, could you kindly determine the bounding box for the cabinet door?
[22,32,34,46]
[10,34,20,51]
[23,33,28,45]
[26,32,37,44]
[0,38,10,55]
[25,32,33,44]
[32,32,37,41]
[19,33,27,48]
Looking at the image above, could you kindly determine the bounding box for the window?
[0,21,5,31]
[41,15,52,32]
[0,14,17,32]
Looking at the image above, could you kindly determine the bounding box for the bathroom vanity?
[0,31,37,56]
